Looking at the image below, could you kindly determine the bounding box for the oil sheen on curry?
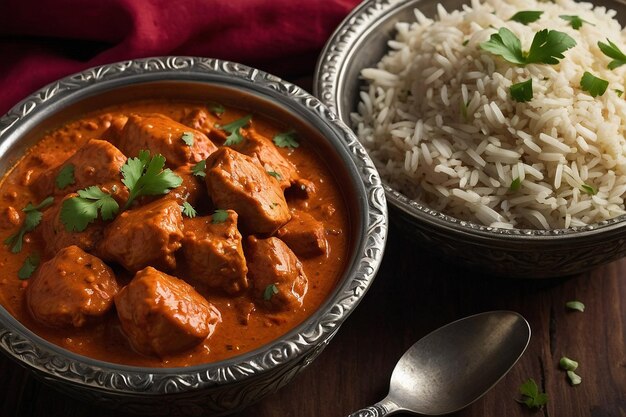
[0,100,350,367]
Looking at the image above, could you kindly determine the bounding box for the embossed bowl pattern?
[314,0,626,278]
[0,57,388,415]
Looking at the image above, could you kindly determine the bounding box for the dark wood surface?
[1,220,625,417]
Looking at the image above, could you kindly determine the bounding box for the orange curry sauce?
[0,100,350,367]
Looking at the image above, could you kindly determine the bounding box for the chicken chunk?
[26,245,119,328]
[245,236,308,311]
[32,139,128,200]
[100,114,129,148]
[117,114,217,168]
[180,211,247,294]
[205,148,290,234]
[276,210,328,257]
[98,198,184,272]
[232,129,299,189]
[40,193,105,256]
[115,266,221,357]
[180,108,227,144]
[170,164,208,209]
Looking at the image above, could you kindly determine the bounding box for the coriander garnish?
[273,130,299,148]
[4,196,54,253]
[267,171,282,180]
[509,11,543,25]
[181,132,195,146]
[210,103,225,116]
[580,72,609,97]
[510,79,533,102]
[580,183,598,195]
[509,177,522,191]
[517,378,548,409]
[221,115,252,146]
[181,202,197,218]
[55,164,75,189]
[597,39,626,70]
[60,186,119,232]
[191,160,207,178]
[480,28,576,66]
[18,253,40,280]
[212,209,229,224]
[121,150,182,209]
[559,15,592,30]
[263,283,279,301]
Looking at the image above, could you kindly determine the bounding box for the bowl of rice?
[315,0,626,277]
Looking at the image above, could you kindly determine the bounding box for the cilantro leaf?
[510,79,533,102]
[616,89,624,97]
[525,29,577,65]
[481,28,576,66]
[18,253,40,280]
[566,300,585,312]
[212,209,229,224]
[480,28,525,65]
[509,177,522,191]
[4,196,54,253]
[60,186,120,232]
[580,72,608,98]
[559,15,592,30]
[510,11,543,25]
[580,183,597,195]
[221,115,252,146]
[55,164,75,189]
[518,378,548,409]
[181,202,197,218]
[181,132,195,146]
[121,150,182,209]
[267,171,282,180]
[191,160,206,178]
[263,283,279,301]
[597,39,626,69]
[210,103,225,116]
[273,130,300,148]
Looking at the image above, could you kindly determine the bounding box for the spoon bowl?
[348,311,531,416]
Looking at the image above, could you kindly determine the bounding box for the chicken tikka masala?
[0,99,350,367]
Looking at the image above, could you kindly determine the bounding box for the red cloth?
[0,0,359,115]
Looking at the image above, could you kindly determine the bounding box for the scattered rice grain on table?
[352,0,626,229]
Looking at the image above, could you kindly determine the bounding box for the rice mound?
[352,0,626,229]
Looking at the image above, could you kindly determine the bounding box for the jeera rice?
[352,0,626,229]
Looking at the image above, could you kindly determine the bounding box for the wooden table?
[1,220,625,417]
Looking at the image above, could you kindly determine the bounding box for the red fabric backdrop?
[0,0,360,115]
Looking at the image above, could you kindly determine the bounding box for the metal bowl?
[0,57,388,415]
[314,0,626,278]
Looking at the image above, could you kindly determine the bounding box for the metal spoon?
[347,310,531,417]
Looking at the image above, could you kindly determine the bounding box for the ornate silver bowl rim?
[314,0,626,241]
[0,57,388,394]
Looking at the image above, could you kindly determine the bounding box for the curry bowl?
[0,57,387,415]
[314,0,626,278]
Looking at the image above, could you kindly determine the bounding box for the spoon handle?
[346,404,387,417]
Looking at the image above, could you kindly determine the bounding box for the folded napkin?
[0,0,359,115]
